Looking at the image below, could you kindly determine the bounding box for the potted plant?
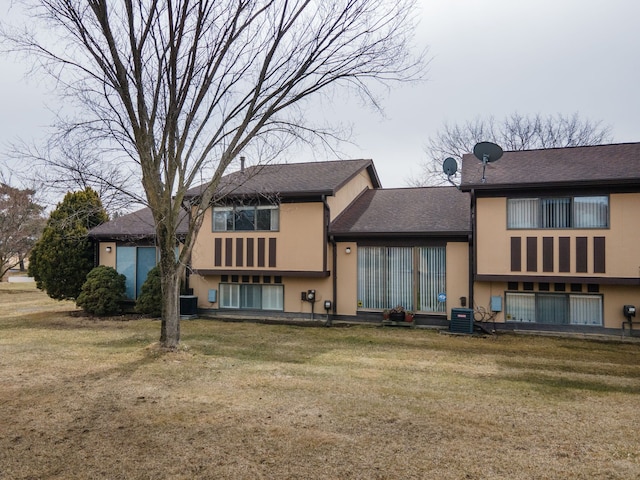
[388,305,406,322]
[405,310,414,322]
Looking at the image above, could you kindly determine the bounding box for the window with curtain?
[357,246,446,312]
[507,198,538,229]
[219,283,283,311]
[417,246,446,312]
[573,196,608,228]
[505,292,602,325]
[541,198,571,228]
[507,196,608,229]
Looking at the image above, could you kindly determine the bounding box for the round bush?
[135,266,162,317]
[76,266,127,316]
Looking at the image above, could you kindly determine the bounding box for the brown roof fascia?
[462,178,640,193]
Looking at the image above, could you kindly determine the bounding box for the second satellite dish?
[442,157,457,176]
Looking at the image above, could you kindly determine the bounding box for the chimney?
[240,156,245,172]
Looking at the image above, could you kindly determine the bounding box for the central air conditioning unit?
[180,295,198,319]
[450,308,474,334]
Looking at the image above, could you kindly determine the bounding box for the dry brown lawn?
[1,283,640,479]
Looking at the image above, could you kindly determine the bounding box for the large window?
[507,196,608,229]
[213,205,279,231]
[357,246,446,312]
[116,246,157,299]
[505,292,602,326]
[219,283,283,311]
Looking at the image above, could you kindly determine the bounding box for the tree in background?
[29,188,108,300]
[4,0,425,348]
[409,112,613,186]
[0,183,45,279]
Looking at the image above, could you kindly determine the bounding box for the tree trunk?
[157,224,182,349]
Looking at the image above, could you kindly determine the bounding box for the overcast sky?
[1,0,639,189]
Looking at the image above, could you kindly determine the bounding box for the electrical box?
[208,289,217,303]
[490,296,502,312]
[623,305,636,318]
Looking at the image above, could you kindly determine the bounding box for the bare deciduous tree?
[409,112,612,186]
[2,0,424,348]
[0,182,45,280]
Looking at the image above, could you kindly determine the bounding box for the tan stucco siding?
[326,169,373,221]
[97,242,117,269]
[473,281,639,329]
[606,193,640,277]
[189,273,333,315]
[335,241,358,315]
[476,193,640,279]
[475,197,509,275]
[445,241,470,312]
[191,202,326,273]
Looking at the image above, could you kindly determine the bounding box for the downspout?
[321,195,329,274]
[322,196,337,316]
[331,235,337,316]
[469,188,476,310]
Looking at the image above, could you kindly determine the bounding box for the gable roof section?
[186,159,380,200]
[89,207,189,240]
[91,159,378,239]
[460,142,640,191]
[330,187,470,237]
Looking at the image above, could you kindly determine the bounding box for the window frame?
[505,291,603,326]
[219,282,284,311]
[507,195,609,230]
[356,245,446,313]
[212,204,279,232]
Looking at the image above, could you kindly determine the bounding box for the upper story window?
[213,205,279,231]
[507,196,608,229]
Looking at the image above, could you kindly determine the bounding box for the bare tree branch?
[409,112,613,187]
[2,0,425,348]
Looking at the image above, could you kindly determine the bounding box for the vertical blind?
[418,247,446,312]
[507,196,608,229]
[357,246,446,312]
[574,196,608,228]
[506,292,602,325]
[570,295,602,325]
[507,198,538,228]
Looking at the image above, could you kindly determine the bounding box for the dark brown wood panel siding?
[576,237,588,273]
[257,238,265,267]
[246,238,254,267]
[214,238,222,267]
[510,237,521,272]
[542,237,554,272]
[268,238,277,268]
[526,237,537,272]
[559,237,570,272]
[594,236,606,273]
[235,238,244,267]
[225,238,233,267]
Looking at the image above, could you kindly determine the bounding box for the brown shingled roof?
[91,159,379,239]
[330,187,470,237]
[186,159,380,199]
[461,142,640,190]
[89,207,189,240]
